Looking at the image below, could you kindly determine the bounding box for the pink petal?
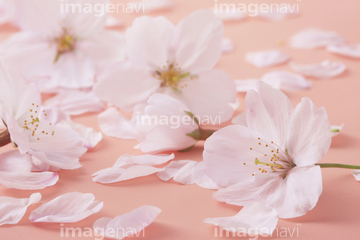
[290,28,345,49]
[93,205,161,240]
[0,171,58,190]
[192,161,219,189]
[352,170,360,181]
[57,120,103,149]
[113,153,175,167]
[125,16,175,69]
[0,193,42,226]
[128,0,174,13]
[327,43,360,59]
[287,97,332,167]
[222,38,235,54]
[245,50,290,68]
[44,90,105,116]
[0,0,16,25]
[157,160,198,184]
[94,62,160,111]
[204,202,279,235]
[29,192,103,223]
[231,112,247,126]
[261,71,312,91]
[173,69,236,124]
[235,79,259,92]
[92,165,163,184]
[97,108,136,140]
[173,9,223,74]
[0,150,33,172]
[290,60,346,79]
[105,16,123,28]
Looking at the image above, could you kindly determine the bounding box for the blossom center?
[53,28,76,62]
[153,63,191,90]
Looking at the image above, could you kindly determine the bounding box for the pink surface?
[1,0,360,239]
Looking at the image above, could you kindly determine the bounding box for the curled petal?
[204,202,279,235]
[326,43,360,59]
[352,170,360,181]
[29,192,103,223]
[290,60,346,79]
[157,160,198,184]
[290,28,345,49]
[245,50,290,68]
[0,193,42,226]
[93,205,161,240]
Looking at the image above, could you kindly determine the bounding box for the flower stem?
[315,163,360,169]
[0,129,11,147]
[198,129,216,141]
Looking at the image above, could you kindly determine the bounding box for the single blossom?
[0,0,125,91]
[0,61,87,170]
[93,205,161,240]
[203,82,332,232]
[94,9,236,122]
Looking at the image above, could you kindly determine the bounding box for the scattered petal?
[222,38,235,54]
[290,28,345,49]
[113,153,175,168]
[352,170,360,181]
[261,71,312,91]
[29,192,103,223]
[290,60,346,79]
[245,50,290,68]
[0,193,42,226]
[44,90,105,116]
[204,202,279,235]
[128,0,174,13]
[327,43,360,59]
[93,205,161,240]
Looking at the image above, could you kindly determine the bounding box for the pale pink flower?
[0,0,125,91]
[94,9,236,122]
[203,82,332,231]
[0,61,87,170]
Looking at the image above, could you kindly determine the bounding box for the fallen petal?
[204,202,279,235]
[290,28,345,49]
[246,50,290,68]
[29,192,103,223]
[261,71,312,91]
[352,170,360,181]
[93,205,161,240]
[0,193,42,226]
[327,43,360,59]
[290,60,346,79]
[0,171,58,190]
[113,153,175,168]
[222,38,234,54]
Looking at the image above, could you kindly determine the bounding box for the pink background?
[1,0,360,239]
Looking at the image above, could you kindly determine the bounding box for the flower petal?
[92,165,163,184]
[352,170,360,181]
[44,90,105,116]
[245,82,293,149]
[128,0,174,13]
[57,120,103,149]
[93,205,161,240]
[157,160,198,184]
[222,38,235,54]
[97,108,136,140]
[245,50,290,68]
[287,97,332,167]
[231,112,247,126]
[331,123,344,137]
[261,71,312,91]
[204,202,279,235]
[327,43,360,59]
[234,79,259,92]
[29,192,103,223]
[94,62,160,111]
[105,16,123,28]
[125,15,175,69]
[0,150,32,172]
[0,171,58,190]
[0,193,42,226]
[113,153,175,167]
[173,9,223,74]
[192,161,219,189]
[290,60,346,79]
[290,28,345,49]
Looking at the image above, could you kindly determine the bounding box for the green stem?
[316,163,360,170]
[0,129,11,147]
[198,129,216,141]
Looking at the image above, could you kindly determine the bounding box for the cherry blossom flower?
[0,61,87,170]
[0,0,125,91]
[93,205,161,240]
[94,9,236,123]
[203,82,332,231]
